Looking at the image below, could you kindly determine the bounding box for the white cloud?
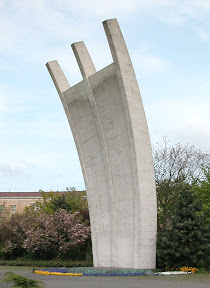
[192,25,210,42]
[148,89,210,152]
[0,84,9,115]
[0,2,92,59]
[147,0,210,42]
[0,0,209,69]
[132,52,171,74]
[0,162,28,177]
[41,0,172,17]
[9,117,73,139]
[0,84,30,115]
[0,58,18,72]
[193,0,210,10]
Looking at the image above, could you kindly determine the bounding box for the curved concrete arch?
[103,19,157,268]
[46,18,157,269]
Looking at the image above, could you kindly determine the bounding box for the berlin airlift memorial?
[46,18,157,269]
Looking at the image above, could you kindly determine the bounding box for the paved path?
[0,267,209,288]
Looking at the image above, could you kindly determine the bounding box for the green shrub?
[157,187,209,269]
[0,258,93,267]
[3,271,44,288]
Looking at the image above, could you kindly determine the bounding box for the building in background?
[0,191,66,222]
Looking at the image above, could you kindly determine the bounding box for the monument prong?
[46,60,70,96]
[71,41,96,79]
[103,18,131,65]
[46,60,72,123]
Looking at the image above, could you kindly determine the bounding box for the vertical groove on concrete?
[71,43,117,267]
[103,19,138,268]
[86,81,117,267]
[64,84,101,266]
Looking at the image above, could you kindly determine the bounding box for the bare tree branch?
[153,137,210,231]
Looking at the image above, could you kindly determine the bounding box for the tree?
[157,187,209,268]
[33,188,88,215]
[65,187,88,213]
[0,209,90,260]
[192,167,210,219]
[0,214,26,259]
[153,138,209,231]
[23,209,90,259]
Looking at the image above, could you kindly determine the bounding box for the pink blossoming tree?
[1,209,90,259]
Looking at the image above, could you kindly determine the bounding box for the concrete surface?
[0,267,209,288]
[46,18,157,269]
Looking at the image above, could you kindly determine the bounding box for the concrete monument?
[46,18,157,269]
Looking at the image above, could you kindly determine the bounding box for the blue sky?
[0,0,209,192]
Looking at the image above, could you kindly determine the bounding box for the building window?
[11,204,17,213]
[30,203,39,211]
[0,205,5,211]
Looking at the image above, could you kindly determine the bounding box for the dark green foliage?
[153,139,209,232]
[34,188,89,215]
[47,194,71,212]
[157,187,210,268]
[192,167,210,221]
[0,215,26,259]
[3,272,44,288]
[0,259,93,267]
